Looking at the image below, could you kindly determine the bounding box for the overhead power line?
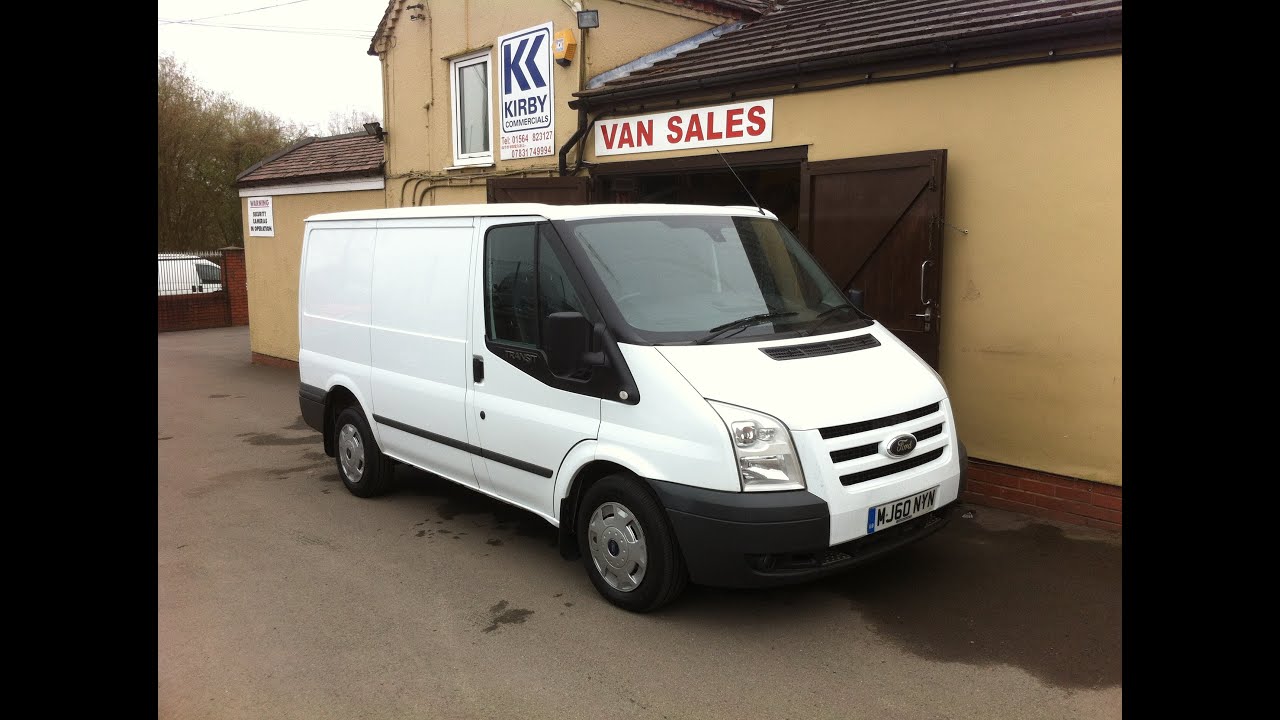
[160,19,369,37]
[159,0,315,25]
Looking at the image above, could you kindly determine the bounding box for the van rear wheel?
[333,407,392,497]
[578,474,687,612]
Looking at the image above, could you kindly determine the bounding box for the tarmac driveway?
[158,326,1121,720]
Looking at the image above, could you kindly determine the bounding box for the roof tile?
[578,0,1122,102]
[237,133,384,186]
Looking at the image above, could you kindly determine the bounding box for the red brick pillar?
[221,247,249,326]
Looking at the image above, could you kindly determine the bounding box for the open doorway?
[589,146,807,233]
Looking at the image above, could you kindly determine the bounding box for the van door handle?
[472,355,484,383]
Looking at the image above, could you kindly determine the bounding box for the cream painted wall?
[584,56,1122,485]
[376,0,723,207]
[240,189,385,361]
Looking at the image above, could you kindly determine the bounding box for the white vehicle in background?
[297,204,968,612]
[159,253,223,295]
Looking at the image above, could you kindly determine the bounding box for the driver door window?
[484,223,585,350]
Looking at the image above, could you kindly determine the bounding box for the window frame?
[449,50,494,167]
[483,222,541,348]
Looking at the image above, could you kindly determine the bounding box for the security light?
[576,9,599,29]
[363,122,386,141]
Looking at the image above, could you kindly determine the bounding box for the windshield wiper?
[695,311,798,345]
[805,304,859,337]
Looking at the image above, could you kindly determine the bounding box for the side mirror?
[845,287,865,312]
[545,312,594,377]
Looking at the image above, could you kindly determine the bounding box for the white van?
[298,204,966,611]
[159,253,223,295]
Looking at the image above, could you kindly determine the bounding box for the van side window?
[485,223,587,351]
[537,231,584,341]
[486,224,540,347]
[195,262,222,286]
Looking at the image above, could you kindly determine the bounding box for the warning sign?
[248,197,275,237]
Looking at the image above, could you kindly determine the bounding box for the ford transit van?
[298,204,967,611]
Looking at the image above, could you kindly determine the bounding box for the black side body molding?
[372,414,553,478]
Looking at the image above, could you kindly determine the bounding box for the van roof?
[304,203,778,223]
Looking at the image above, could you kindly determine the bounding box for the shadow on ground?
[374,465,1120,691]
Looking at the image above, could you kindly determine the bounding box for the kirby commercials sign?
[593,99,774,157]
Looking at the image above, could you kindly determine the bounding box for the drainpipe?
[559,6,590,177]
[559,107,589,176]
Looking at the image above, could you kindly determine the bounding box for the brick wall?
[222,247,249,326]
[158,248,249,333]
[963,459,1122,531]
[157,291,231,332]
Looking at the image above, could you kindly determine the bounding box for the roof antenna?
[715,149,765,216]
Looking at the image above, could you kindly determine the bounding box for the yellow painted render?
[377,0,721,207]
[585,56,1122,485]
[240,189,385,361]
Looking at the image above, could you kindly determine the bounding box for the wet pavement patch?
[486,538,504,546]
[482,600,533,633]
[208,394,231,398]
[284,416,311,431]
[239,432,321,447]
[394,466,558,547]
[159,436,173,441]
[823,515,1121,689]
[669,511,1120,690]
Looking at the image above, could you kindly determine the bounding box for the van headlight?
[707,400,805,492]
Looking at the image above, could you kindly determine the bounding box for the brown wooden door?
[799,150,947,368]
[486,177,591,204]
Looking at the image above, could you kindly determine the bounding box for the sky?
[158,0,388,134]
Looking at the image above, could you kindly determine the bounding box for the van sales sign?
[594,99,774,157]
[498,22,555,160]
[248,197,274,237]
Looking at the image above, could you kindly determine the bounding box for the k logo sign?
[497,22,555,160]
[503,33,546,92]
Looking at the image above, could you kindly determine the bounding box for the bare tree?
[326,107,382,136]
[157,55,306,251]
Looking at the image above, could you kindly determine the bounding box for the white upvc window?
[449,50,494,167]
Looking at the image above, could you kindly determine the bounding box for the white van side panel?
[369,221,477,486]
[299,224,376,412]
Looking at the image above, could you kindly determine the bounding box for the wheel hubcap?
[338,424,365,483]
[588,501,648,592]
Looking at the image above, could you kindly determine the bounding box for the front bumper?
[646,477,952,588]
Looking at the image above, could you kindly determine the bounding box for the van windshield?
[555,215,869,345]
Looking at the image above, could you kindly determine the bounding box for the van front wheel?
[578,474,687,612]
[333,407,392,497]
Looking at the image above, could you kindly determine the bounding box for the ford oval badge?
[886,434,917,458]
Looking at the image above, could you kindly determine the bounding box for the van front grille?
[839,448,945,486]
[829,423,943,464]
[819,403,949,489]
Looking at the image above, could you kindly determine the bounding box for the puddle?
[481,600,533,633]
[239,432,321,447]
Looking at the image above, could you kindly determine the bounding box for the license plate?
[867,486,938,534]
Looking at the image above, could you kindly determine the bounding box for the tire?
[333,406,393,498]
[578,473,688,612]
